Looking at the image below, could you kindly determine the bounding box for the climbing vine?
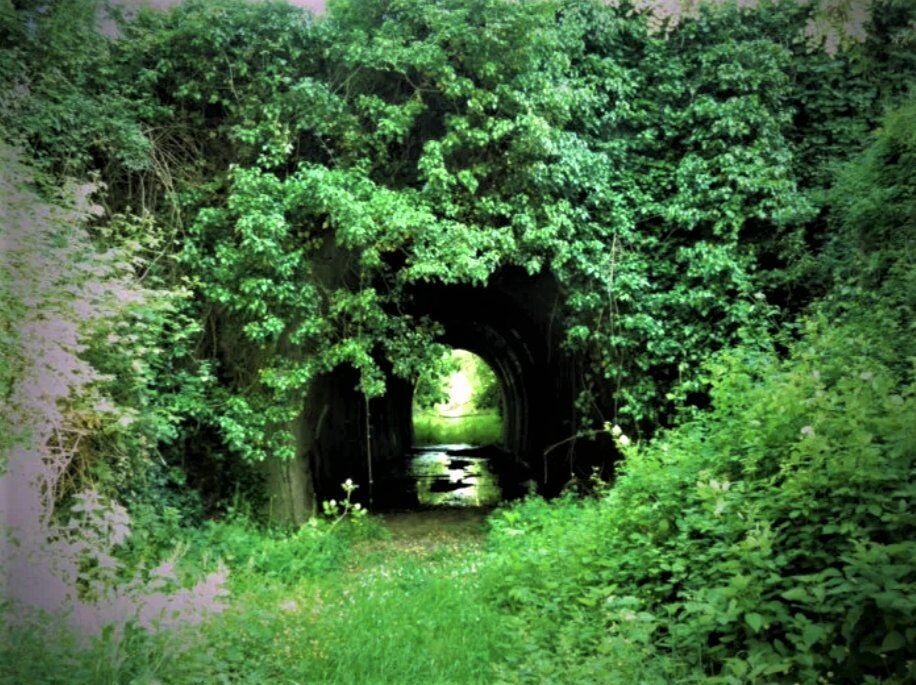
[2,0,913,469]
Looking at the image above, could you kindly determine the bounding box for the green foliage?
[470,354,501,412]
[6,0,913,474]
[0,139,196,529]
[159,0,911,445]
[484,308,914,682]
[180,516,353,585]
[412,349,503,444]
[182,162,450,461]
[413,411,503,446]
[480,104,916,683]
[0,0,154,175]
[2,6,914,681]
[414,348,501,411]
[820,99,916,322]
[116,481,383,593]
[412,348,461,409]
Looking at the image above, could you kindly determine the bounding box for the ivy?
[3,0,912,463]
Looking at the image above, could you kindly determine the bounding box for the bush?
[183,516,352,585]
[482,99,916,685]
[483,312,914,683]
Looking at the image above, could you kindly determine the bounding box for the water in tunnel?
[409,349,505,507]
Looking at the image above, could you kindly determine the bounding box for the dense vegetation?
[413,349,503,445]
[1,0,913,683]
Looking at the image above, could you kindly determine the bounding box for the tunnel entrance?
[304,267,602,513]
[408,349,505,507]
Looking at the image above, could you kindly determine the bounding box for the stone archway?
[296,267,603,510]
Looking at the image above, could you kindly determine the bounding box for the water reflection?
[410,444,501,507]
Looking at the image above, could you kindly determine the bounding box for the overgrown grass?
[1,514,513,685]
[413,410,503,445]
[160,553,509,684]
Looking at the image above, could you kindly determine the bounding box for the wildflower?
[709,479,731,492]
[618,434,631,447]
[94,398,116,413]
[800,425,815,437]
[860,371,873,381]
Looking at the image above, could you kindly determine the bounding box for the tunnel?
[302,267,611,508]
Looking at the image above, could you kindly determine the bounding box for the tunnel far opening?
[413,348,504,448]
[409,348,506,507]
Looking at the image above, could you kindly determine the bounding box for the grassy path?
[2,510,519,684]
[192,508,509,684]
[350,508,491,561]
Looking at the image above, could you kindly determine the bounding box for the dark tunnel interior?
[302,267,617,508]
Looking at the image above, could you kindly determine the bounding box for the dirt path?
[347,507,493,568]
[380,507,492,540]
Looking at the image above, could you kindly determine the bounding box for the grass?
[198,511,512,684]
[413,410,503,445]
[181,554,508,683]
[2,511,514,685]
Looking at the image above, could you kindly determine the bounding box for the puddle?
[409,444,502,507]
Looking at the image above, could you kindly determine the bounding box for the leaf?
[745,612,765,633]
[781,587,811,603]
[879,631,905,653]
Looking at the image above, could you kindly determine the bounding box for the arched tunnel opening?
[409,348,506,507]
[411,348,505,450]
[303,267,616,512]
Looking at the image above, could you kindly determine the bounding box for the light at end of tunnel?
[438,369,474,415]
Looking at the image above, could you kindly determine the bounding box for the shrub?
[0,143,227,638]
[485,312,914,683]
[482,98,915,685]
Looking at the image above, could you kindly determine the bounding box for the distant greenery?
[470,357,502,413]
[413,349,504,444]
[415,349,501,412]
[413,411,503,446]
